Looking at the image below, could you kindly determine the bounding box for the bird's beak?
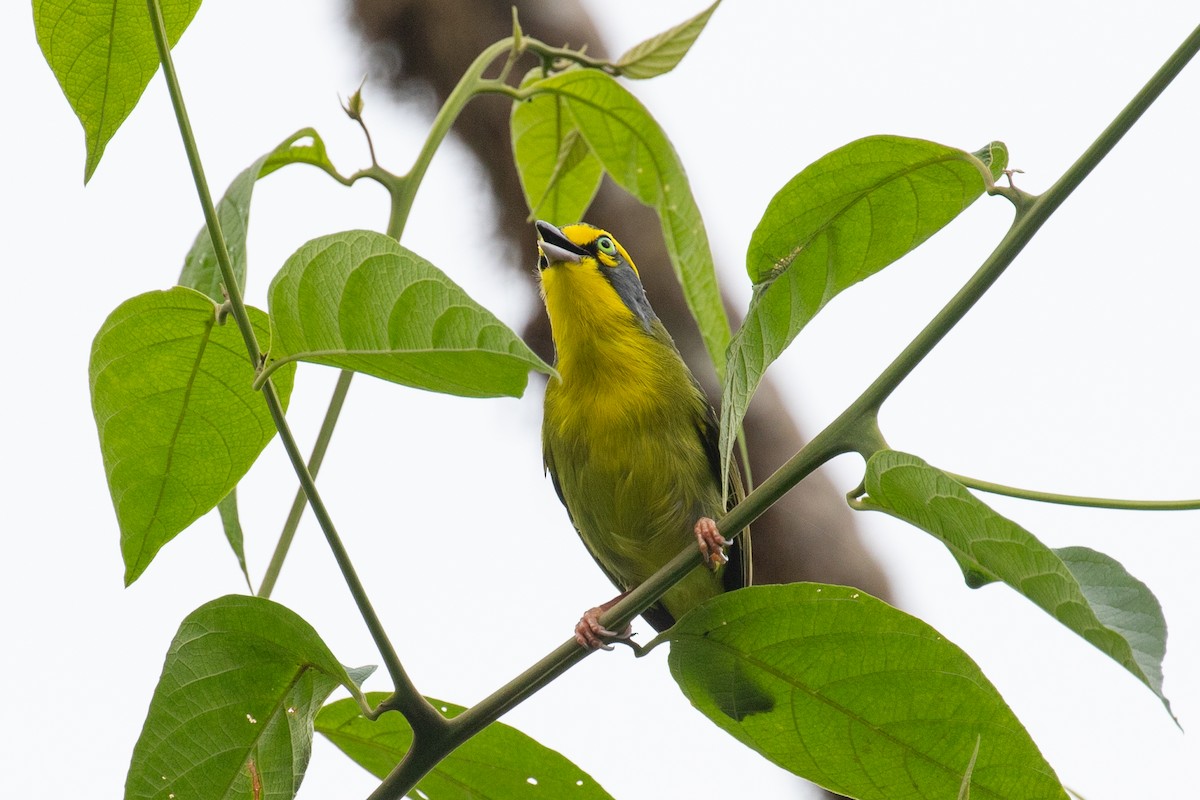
[536,220,589,268]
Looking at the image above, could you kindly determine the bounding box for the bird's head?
[535,220,657,336]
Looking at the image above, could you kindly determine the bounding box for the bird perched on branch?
[536,220,748,649]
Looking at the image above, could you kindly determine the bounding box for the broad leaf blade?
[670,584,1068,800]
[615,0,721,79]
[33,0,202,183]
[89,288,295,585]
[720,136,1006,483]
[317,693,613,799]
[531,70,731,380]
[511,71,603,224]
[856,450,1172,716]
[267,230,552,397]
[125,596,369,800]
[746,137,1006,284]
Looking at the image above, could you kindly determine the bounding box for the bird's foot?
[575,593,634,650]
[694,516,730,569]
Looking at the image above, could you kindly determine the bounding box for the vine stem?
[389,37,519,230]
[145,0,443,732]
[947,473,1200,511]
[258,368,354,599]
[369,19,1200,799]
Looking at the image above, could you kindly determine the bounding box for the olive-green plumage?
[536,220,745,632]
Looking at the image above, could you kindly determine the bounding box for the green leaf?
[260,127,342,179]
[179,156,266,303]
[217,489,252,591]
[615,0,721,79]
[33,0,202,183]
[529,70,731,380]
[745,137,1004,286]
[855,451,1173,717]
[719,136,1006,483]
[180,129,346,304]
[670,585,1067,800]
[89,288,295,585]
[266,230,553,397]
[1054,546,1173,723]
[511,70,603,224]
[125,595,371,800]
[317,693,613,799]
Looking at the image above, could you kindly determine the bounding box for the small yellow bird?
[536,220,748,649]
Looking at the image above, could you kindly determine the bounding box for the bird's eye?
[595,236,617,256]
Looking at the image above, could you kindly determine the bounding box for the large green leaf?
[511,69,603,225]
[317,693,613,799]
[33,0,202,183]
[265,230,552,397]
[669,584,1067,800]
[719,137,1007,483]
[125,595,370,800]
[89,287,294,585]
[527,70,731,380]
[854,450,1172,716]
[614,0,721,79]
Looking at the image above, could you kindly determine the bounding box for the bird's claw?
[694,516,729,569]
[575,604,633,650]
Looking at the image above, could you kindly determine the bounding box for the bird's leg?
[576,593,634,650]
[694,516,730,569]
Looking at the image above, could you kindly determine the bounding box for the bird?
[535,220,749,649]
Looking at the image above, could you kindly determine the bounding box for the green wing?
[543,437,678,632]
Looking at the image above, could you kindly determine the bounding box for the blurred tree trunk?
[347,5,889,791]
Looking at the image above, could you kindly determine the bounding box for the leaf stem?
[146,4,259,365]
[146,0,443,732]
[258,368,355,598]
[389,38,521,231]
[524,39,618,75]
[947,472,1200,511]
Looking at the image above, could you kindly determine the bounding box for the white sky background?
[2,1,1197,798]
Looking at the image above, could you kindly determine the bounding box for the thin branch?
[258,369,355,598]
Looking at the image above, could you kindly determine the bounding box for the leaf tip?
[123,561,145,587]
[83,147,102,185]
